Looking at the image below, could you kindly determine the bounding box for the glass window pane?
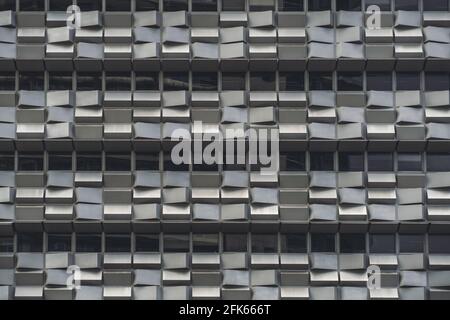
[427,153,450,172]
[279,72,304,91]
[336,0,361,10]
[311,233,335,252]
[222,0,245,10]
[252,234,277,253]
[223,234,247,252]
[339,152,364,171]
[369,234,396,253]
[136,153,159,170]
[76,153,102,171]
[429,235,450,254]
[365,0,391,10]
[18,154,43,171]
[106,0,130,11]
[105,72,131,91]
[250,72,276,91]
[136,0,159,10]
[340,234,366,253]
[0,0,16,11]
[395,0,418,10]
[76,234,102,252]
[20,72,44,90]
[17,233,43,252]
[281,234,307,253]
[310,152,334,171]
[278,0,304,11]
[399,234,423,253]
[308,0,331,11]
[77,73,102,91]
[192,0,217,11]
[396,72,420,90]
[135,72,159,90]
[222,72,246,90]
[368,153,393,171]
[338,72,363,91]
[20,0,44,11]
[105,154,131,171]
[77,0,102,10]
[164,0,188,11]
[192,72,218,91]
[249,0,274,11]
[49,0,72,11]
[49,73,73,90]
[0,154,14,171]
[366,72,392,91]
[425,72,450,91]
[280,152,306,171]
[193,234,219,252]
[397,153,422,171]
[47,234,72,252]
[164,153,189,171]
[164,234,190,252]
[0,237,14,252]
[105,234,131,252]
[48,153,72,171]
[0,72,15,90]
[163,72,189,91]
[135,234,159,252]
[423,0,448,11]
[309,72,333,90]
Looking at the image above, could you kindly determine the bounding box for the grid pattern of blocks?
[1,0,450,300]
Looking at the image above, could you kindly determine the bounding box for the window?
[281,234,307,253]
[396,72,420,91]
[336,0,361,10]
[17,233,43,252]
[18,154,43,171]
[366,72,392,91]
[223,234,247,252]
[77,0,102,10]
[0,237,13,252]
[163,72,189,91]
[249,0,274,11]
[0,0,15,11]
[105,153,131,171]
[135,72,159,91]
[279,72,304,91]
[308,0,331,11]
[425,72,450,91]
[136,153,159,170]
[77,73,102,91]
[48,153,72,171]
[49,0,72,11]
[250,72,276,91]
[0,72,15,90]
[49,73,73,91]
[164,0,187,11]
[47,234,72,252]
[310,152,334,171]
[339,152,364,171]
[395,0,418,10]
[397,153,422,171]
[192,72,218,91]
[429,235,450,254]
[309,72,333,91]
[105,234,131,252]
[20,72,44,91]
[338,72,363,91]
[164,234,190,252]
[278,0,303,11]
[222,0,245,10]
[368,153,393,171]
[193,234,219,253]
[106,0,130,11]
[76,153,102,171]
[311,233,335,252]
[106,72,131,91]
[192,0,217,11]
[340,234,366,253]
[164,152,189,171]
[222,72,246,90]
[369,234,396,253]
[423,0,449,11]
[427,153,450,172]
[76,234,102,252]
[136,0,159,10]
[365,0,391,11]
[399,234,423,253]
[20,0,44,11]
[252,234,277,253]
[280,152,306,171]
[0,154,14,171]
[135,234,159,252]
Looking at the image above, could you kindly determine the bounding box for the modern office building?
[0,0,450,300]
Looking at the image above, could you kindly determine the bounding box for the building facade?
[1,0,450,300]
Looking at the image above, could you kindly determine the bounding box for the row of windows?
[1,0,448,12]
[3,72,449,92]
[2,233,449,254]
[2,152,450,172]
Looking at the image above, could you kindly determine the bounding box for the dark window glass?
[163,72,189,91]
[18,154,43,171]
[252,234,277,253]
[395,0,418,10]
[76,234,101,252]
[192,72,218,91]
[105,234,131,252]
[47,234,72,252]
[105,153,131,171]
[280,152,306,171]
[339,152,364,171]
[77,73,102,91]
[308,0,331,10]
[279,72,304,91]
[429,235,450,254]
[397,153,422,171]
[311,233,335,252]
[17,233,43,252]
[164,234,190,252]
[0,0,15,11]
[49,0,72,11]
[427,153,450,172]
[309,72,333,90]
[20,0,44,11]
[367,72,392,91]
[76,154,102,171]
[0,237,13,252]
[20,72,44,90]
[250,0,274,11]
[0,154,14,171]
[136,0,159,10]
[0,72,15,90]
[368,153,393,171]
[399,234,423,253]
[310,152,334,171]
[192,0,217,11]
[77,0,102,10]
[337,0,361,10]
[424,0,448,11]
[222,0,245,10]
[135,153,159,170]
[164,153,189,171]
[369,234,396,253]
[365,0,391,10]
[106,0,130,11]
[340,234,366,253]
[223,234,247,252]
[164,0,187,11]
[106,72,131,91]
[135,72,159,90]
[338,72,363,91]
[223,144,246,171]
[396,72,420,90]
[278,0,303,11]
[193,234,219,253]
[281,234,307,253]
[425,72,450,91]
[250,72,276,91]
[222,72,246,90]
[49,73,73,90]
[135,234,159,252]
[48,153,72,171]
